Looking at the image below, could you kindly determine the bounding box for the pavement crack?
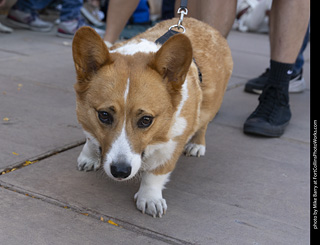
[0,48,29,57]
[0,140,85,175]
[0,181,194,245]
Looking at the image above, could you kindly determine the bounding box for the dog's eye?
[98,111,113,125]
[137,116,153,128]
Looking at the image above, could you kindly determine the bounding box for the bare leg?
[269,0,310,63]
[175,0,237,38]
[103,0,140,44]
[244,0,310,137]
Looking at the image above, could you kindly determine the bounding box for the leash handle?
[169,0,188,33]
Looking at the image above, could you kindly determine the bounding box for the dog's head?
[72,27,192,181]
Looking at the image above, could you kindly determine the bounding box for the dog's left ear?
[72,26,112,83]
[150,34,193,90]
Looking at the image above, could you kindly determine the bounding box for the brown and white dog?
[72,18,233,218]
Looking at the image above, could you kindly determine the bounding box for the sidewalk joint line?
[0,181,194,245]
[0,140,85,175]
[0,48,29,56]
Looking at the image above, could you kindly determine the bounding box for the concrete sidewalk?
[0,18,310,245]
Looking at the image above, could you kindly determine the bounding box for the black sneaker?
[243,83,291,137]
[244,69,306,94]
[244,68,270,94]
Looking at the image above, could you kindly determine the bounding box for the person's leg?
[58,0,104,38]
[162,0,175,20]
[244,24,309,94]
[12,0,51,13]
[175,0,237,38]
[60,0,83,22]
[244,0,310,137]
[7,0,53,32]
[200,0,237,38]
[293,25,310,76]
[103,0,140,44]
[269,0,310,64]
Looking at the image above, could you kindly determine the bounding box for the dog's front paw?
[184,143,206,157]
[77,151,100,171]
[77,137,101,171]
[134,190,167,218]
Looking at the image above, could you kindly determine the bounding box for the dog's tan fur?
[72,18,232,217]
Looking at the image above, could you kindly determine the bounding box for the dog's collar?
[155,30,202,82]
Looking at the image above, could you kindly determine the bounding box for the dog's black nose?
[110,164,132,179]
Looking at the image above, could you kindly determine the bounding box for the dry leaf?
[108,220,119,226]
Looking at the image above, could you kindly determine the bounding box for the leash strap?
[179,0,188,10]
[155,29,179,45]
[154,0,202,82]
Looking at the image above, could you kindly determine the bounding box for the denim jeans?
[293,25,310,75]
[13,0,83,21]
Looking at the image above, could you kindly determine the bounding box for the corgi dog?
[72,17,233,218]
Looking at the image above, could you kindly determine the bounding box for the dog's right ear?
[72,27,112,83]
[150,34,193,91]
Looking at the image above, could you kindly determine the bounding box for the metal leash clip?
[169,7,188,33]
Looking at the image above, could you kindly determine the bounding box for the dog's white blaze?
[104,125,141,179]
[124,78,130,103]
[103,78,141,179]
[111,39,160,55]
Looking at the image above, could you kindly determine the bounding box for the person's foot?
[243,83,291,137]
[57,18,105,38]
[244,68,306,94]
[7,8,53,32]
[244,68,270,94]
[0,22,13,33]
[80,2,104,27]
[288,69,306,93]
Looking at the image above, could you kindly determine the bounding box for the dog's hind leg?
[77,133,101,171]
[184,123,208,157]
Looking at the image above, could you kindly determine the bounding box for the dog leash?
[155,0,202,83]
[155,0,188,44]
[169,0,188,33]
